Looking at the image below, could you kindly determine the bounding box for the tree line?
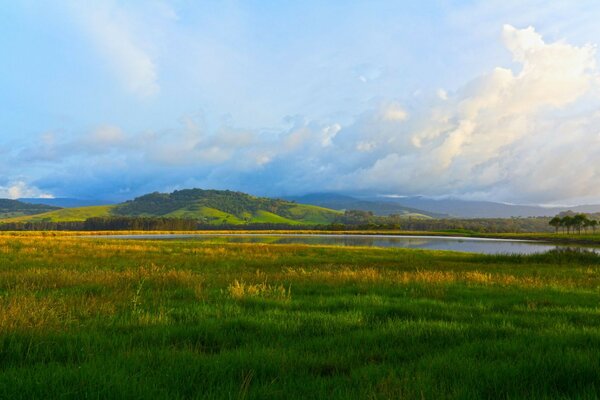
[549,214,598,234]
[0,213,554,233]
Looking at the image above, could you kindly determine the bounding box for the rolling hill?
[1,189,342,225]
[0,199,60,219]
[4,205,117,223]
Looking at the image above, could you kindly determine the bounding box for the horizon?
[3,2,600,204]
[11,187,600,210]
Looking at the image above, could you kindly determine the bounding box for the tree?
[572,214,588,234]
[585,219,598,234]
[562,215,574,234]
[549,216,562,233]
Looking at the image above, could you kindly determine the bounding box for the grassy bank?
[4,229,600,246]
[1,234,600,398]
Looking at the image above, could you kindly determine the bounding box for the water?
[85,233,597,255]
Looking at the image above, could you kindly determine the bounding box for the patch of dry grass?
[227,280,291,301]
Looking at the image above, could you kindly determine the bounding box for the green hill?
[0,199,60,219]
[113,189,341,225]
[1,189,342,225]
[4,205,116,223]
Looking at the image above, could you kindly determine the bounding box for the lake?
[86,233,595,255]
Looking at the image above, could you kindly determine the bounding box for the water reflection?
[85,233,600,255]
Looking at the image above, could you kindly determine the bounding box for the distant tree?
[572,214,588,234]
[584,218,598,234]
[562,215,574,234]
[549,216,562,234]
[591,220,598,234]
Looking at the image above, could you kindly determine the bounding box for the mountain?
[0,199,60,219]
[284,193,443,218]
[374,196,600,218]
[2,189,342,225]
[19,198,113,208]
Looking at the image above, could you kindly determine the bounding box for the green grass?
[1,202,341,225]
[1,205,116,222]
[1,233,600,398]
[251,210,302,225]
[284,204,344,224]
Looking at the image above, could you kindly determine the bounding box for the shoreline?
[2,229,600,245]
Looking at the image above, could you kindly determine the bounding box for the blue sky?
[2,1,600,204]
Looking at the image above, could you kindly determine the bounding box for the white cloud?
[348,25,600,202]
[0,181,53,199]
[380,102,408,121]
[8,24,600,203]
[356,141,376,152]
[321,124,341,147]
[70,2,165,97]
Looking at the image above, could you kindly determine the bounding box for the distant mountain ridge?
[8,189,600,223]
[19,198,113,208]
[372,196,600,218]
[0,199,60,219]
[283,193,444,218]
[3,189,342,225]
[284,193,600,218]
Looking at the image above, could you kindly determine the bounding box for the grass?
[0,203,342,225]
[1,233,600,398]
[166,206,247,224]
[1,205,116,222]
[285,204,344,224]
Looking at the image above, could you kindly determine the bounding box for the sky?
[2,1,600,204]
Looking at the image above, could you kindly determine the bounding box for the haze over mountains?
[19,198,114,208]
[7,190,600,222]
[4,189,342,225]
[284,194,444,218]
[377,196,600,218]
[285,193,600,218]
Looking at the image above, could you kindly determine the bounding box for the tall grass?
[0,233,599,398]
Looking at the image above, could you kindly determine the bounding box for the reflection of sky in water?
[85,234,599,255]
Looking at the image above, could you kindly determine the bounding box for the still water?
[87,233,596,255]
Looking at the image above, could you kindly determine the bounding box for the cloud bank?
[8,25,600,204]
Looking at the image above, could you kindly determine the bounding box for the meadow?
[1,233,600,399]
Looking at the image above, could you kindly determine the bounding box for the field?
[2,233,600,398]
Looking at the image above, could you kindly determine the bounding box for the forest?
[0,212,553,233]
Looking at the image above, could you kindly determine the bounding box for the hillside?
[0,199,60,219]
[113,189,341,225]
[3,205,116,223]
[1,189,342,225]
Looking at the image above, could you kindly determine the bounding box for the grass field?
[1,233,600,398]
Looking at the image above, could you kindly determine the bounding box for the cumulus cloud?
[6,25,600,204]
[348,24,600,202]
[0,181,53,199]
